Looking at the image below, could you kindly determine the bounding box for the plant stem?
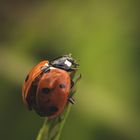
[36,103,72,140]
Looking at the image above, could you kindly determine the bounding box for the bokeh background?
[0,1,140,140]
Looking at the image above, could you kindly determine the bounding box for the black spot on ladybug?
[26,74,43,109]
[41,88,52,94]
[59,84,65,88]
[25,74,29,82]
[47,106,58,116]
[26,82,38,109]
[45,99,50,103]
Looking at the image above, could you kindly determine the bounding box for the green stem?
[36,104,72,140]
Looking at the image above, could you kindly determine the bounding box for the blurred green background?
[0,0,140,140]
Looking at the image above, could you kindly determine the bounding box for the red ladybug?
[22,54,79,119]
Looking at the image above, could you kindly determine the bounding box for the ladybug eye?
[59,84,65,88]
[41,88,52,94]
[25,74,29,82]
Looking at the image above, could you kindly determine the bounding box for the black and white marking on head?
[50,54,75,70]
[64,60,72,67]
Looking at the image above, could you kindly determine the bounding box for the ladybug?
[22,54,79,119]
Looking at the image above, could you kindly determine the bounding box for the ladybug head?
[50,54,79,71]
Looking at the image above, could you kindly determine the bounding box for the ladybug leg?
[68,97,75,104]
[71,74,82,89]
[71,80,74,88]
[69,69,77,80]
[68,74,81,104]
[68,81,75,104]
